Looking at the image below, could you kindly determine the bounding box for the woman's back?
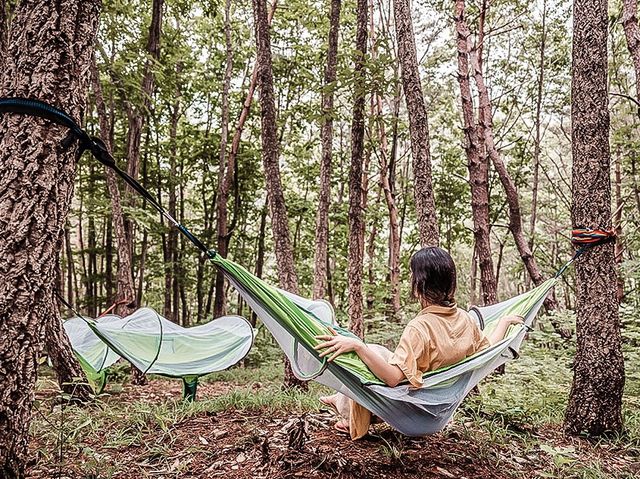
[388,305,490,388]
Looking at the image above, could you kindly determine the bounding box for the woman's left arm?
[314,329,405,387]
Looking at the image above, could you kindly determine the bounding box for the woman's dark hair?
[410,247,457,306]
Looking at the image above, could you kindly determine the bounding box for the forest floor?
[27,318,640,479]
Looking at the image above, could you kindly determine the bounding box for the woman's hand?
[314,327,364,362]
[500,314,525,327]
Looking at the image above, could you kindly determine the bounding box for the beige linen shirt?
[348,304,490,439]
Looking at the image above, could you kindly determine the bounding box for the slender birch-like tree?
[393,0,439,247]
[313,0,342,300]
[347,0,369,338]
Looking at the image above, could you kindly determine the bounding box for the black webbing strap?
[54,290,82,318]
[0,97,216,260]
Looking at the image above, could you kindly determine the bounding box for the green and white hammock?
[211,255,556,436]
[64,308,254,398]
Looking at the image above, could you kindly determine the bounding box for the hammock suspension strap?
[555,227,617,277]
[0,97,216,261]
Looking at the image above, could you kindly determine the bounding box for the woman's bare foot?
[319,395,338,413]
[334,420,349,434]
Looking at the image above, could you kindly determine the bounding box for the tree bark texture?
[565,0,625,436]
[0,0,8,63]
[0,1,100,475]
[393,0,439,247]
[252,0,305,388]
[312,0,341,300]
[347,0,368,339]
[454,0,497,305]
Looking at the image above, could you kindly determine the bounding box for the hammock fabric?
[64,308,254,399]
[212,255,557,436]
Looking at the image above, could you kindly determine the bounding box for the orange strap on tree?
[571,227,617,246]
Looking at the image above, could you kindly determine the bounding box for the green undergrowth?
[30,308,640,478]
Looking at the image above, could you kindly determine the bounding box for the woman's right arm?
[486,314,524,345]
[314,330,406,387]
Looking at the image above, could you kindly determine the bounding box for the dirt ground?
[27,379,640,479]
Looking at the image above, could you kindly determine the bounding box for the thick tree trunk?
[312,0,341,300]
[565,0,625,436]
[0,1,100,475]
[454,0,497,305]
[252,0,304,388]
[347,0,368,339]
[393,0,439,247]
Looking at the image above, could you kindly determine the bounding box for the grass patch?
[28,309,640,478]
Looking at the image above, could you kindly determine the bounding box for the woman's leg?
[319,344,392,437]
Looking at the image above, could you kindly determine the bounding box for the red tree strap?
[571,228,616,246]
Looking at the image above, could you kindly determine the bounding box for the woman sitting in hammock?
[315,246,523,439]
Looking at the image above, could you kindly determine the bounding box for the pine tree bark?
[347,0,368,339]
[252,0,305,388]
[0,1,100,475]
[454,0,497,305]
[393,0,439,247]
[312,0,341,300]
[565,0,625,436]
